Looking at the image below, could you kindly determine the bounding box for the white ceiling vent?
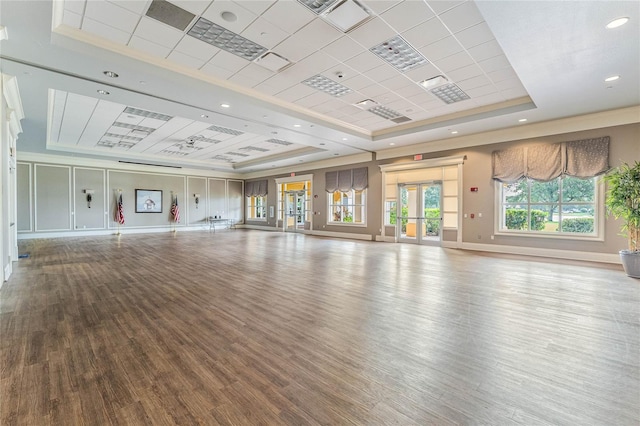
[322,0,371,33]
[254,52,292,72]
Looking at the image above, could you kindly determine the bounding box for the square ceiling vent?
[254,52,292,72]
[323,0,371,32]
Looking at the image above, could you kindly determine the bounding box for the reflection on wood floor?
[1,230,638,425]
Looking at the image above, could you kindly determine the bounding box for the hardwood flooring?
[1,230,638,425]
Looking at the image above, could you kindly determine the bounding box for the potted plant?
[604,161,640,278]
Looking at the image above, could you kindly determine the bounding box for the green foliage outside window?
[505,209,546,230]
[561,218,594,233]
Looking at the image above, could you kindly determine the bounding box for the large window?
[498,176,599,236]
[246,196,266,220]
[328,189,366,225]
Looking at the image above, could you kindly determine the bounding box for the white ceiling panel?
[426,0,466,15]
[82,18,131,45]
[446,63,484,82]
[478,55,512,74]
[294,51,339,77]
[487,67,519,83]
[240,17,289,50]
[171,0,210,15]
[467,40,504,62]
[362,0,397,15]
[275,84,317,102]
[201,1,258,34]
[78,101,124,146]
[419,36,464,62]
[359,83,389,98]
[454,22,495,49]
[465,84,498,98]
[58,93,99,145]
[438,1,484,33]
[260,1,314,35]
[199,61,237,80]
[366,64,400,84]
[344,51,386,73]
[456,74,492,90]
[393,84,426,99]
[207,50,252,72]
[133,17,184,49]
[294,91,333,108]
[107,0,150,15]
[347,17,397,48]
[64,0,87,15]
[235,0,277,16]
[85,1,140,33]
[403,63,442,82]
[128,35,171,58]
[173,36,220,61]
[167,50,207,70]
[434,51,475,73]
[381,74,414,91]
[322,36,364,62]
[401,18,451,49]
[62,10,82,28]
[342,74,376,91]
[380,1,435,34]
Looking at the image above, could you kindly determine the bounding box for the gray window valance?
[492,136,609,183]
[245,180,268,197]
[325,167,368,192]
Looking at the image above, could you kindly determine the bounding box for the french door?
[397,182,442,245]
[284,191,306,232]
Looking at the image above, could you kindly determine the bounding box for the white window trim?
[246,195,267,221]
[493,178,605,241]
[327,189,367,227]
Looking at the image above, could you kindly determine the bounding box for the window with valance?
[325,167,368,225]
[245,180,268,220]
[492,137,609,237]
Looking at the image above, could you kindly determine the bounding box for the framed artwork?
[136,189,163,213]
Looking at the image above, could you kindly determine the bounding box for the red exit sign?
[414,154,423,161]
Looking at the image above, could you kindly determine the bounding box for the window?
[385,201,397,225]
[246,196,266,220]
[328,189,366,225]
[498,176,598,236]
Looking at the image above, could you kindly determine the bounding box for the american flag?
[115,194,125,225]
[170,196,180,223]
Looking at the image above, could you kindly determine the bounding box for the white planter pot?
[620,250,640,278]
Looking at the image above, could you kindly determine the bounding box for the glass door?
[285,191,306,232]
[397,182,442,245]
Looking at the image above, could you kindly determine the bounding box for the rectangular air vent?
[323,0,371,33]
[302,74,351,97]
[370,36,428,73]
[188,18,267,61]
[123,107,173,121]
[207,125,244,136]
[265,138,294,146]
[430,83,470,104]
[239,146,270,152]
[254,52,292,72]
[112,122,156,133]
[188,136,221,144]
[145,0,195,31]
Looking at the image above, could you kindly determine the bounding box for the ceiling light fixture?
[302,74,352,97]
[97,89,110,95]
[103,71,119,78]
[220,11,237,22]
[389,142,395,146]
[451,131,458,134]
[293,124,302,128]
[254,51,292,72]
[430,83,470,104]
[208,125,244,136]
[188,17,267,61]
[604,75,620,82]
[419,75,448,89]
[322,0,371,33]
[200,114,208,118]
[124,107,172,121]
[342,137,348,141]
[370,35,428,73]
[220,103,230,108]
[518,118,528,122]
[297,0,339,15]
[606,17,630,29]
[355,99,378,109]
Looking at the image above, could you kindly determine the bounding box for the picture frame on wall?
[135,189,163,213]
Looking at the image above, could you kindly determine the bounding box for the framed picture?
[136,189,163,213]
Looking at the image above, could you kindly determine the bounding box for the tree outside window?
[328,190,365,224]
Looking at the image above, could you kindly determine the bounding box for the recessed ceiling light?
[221,11,237,22]
[293,124,301,128]
[389,142,395,146]
[419,75,448,89]
[370,35,428,73]
[139,81,146,85]
[97,89,110,95]
[604,75,620,82]
[188,17,267,61]
[342,137,347,141]
[320,143,326,146]
[355,99,378,109]
[451,131,458,134]
[606,17,629,29]
[220,103,230,108]
[200,114,208,118]
[302,74,352,97]
[103,71,119,78]
[430,83,470,104]
[518,118,528,122]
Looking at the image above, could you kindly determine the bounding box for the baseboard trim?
[17,225,210,239]
[311,230,374,241]
[441,241,459,249]
[460,242,621,264]
[238,224,280,231]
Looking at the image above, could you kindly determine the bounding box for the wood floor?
[1,230,638,425]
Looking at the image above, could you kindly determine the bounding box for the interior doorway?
[284,191,306,232]
[397,182,442,245]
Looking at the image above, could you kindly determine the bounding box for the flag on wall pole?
[114,192,125,234]
[170,195,180,231]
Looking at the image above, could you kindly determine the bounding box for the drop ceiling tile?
[456,74,492,90]
[323,64,359,83]
[82,18,131,45]
[207,49,252,72]
[381,74,414,91]
[501,86,529,99]
[364,0,397,15]
[380,1,435,34]
[171,0,210,15]
[407,92,438,106]
[294,51,339,76]
[377,91,403,105]
[446,63,483,82]
[434,51,474,72]
[255,75,297,93]
[65,0,86,15]
[487,67,519,83]
[235,0,277,15]
[438,1,484,33]
[366,64,400,83]
[336,103,362,116]
[419,36,463,62]
[473,92,506,106]
[479,55,511,73]
[359,83,388,98]
[275,84,317,102]
[494,78,525,92]
[201,0,258,33]
[294,91,332,108]
[234,63,275,82]
[133,17,184,49]
[261,1,314,35]
[342,74,375,91]
[401,17,451,49]
[347,17,396,48]
[465,84,498,98]
[167,50,207,69]
[467,40,504,62]
[354,116,388,127]
[403,63,441,82]
[129,35,172,57]
[393,84,426,99]
[344,51,386,74]
[173,36,220,61]
[426,0,465,15]
[85,1,140,33]
[241,17,289,50]
[335,90,367,104]
[200,61,237,79]
[455,22,495,49]
[107,0,149,15]
[62,10,82,28]
[323,36,364,62]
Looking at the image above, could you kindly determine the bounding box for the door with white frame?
[284,191,306,232]
[397,182,442,245]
